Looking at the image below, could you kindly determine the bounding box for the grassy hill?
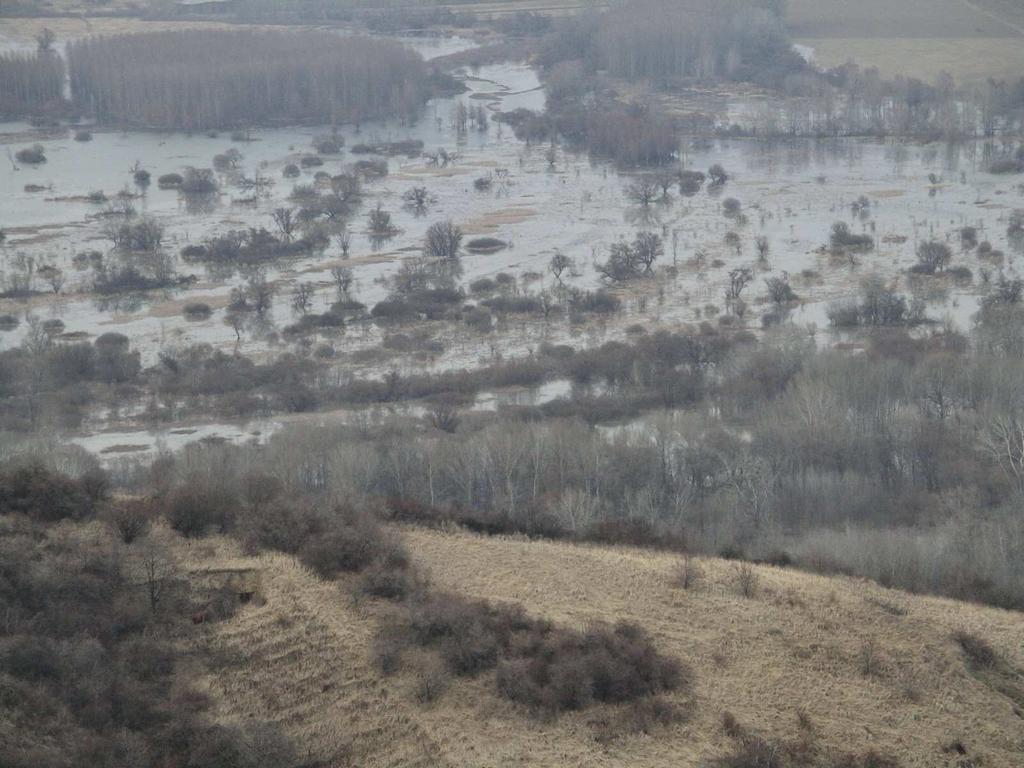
[177,525,1024,768]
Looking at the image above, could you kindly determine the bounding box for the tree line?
[65,29,433,130]
[539,0,799,87]
[68,292,1024,612]
[0,51,64,118]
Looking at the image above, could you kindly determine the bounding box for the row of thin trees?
[0,51,64,116]
[62,29,429,130]
[542,0,796,85]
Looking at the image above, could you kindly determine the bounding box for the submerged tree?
[597,232,663,282]
[271,207,297,242]
[549,252,576,287]
[423,220,463,262]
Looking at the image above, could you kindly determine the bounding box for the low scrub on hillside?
[0,462,294,768]
[379,592,687,716]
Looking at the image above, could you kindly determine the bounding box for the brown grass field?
[788,0,1024,83]
[5,0,1023,83]
[177,525,1024,767]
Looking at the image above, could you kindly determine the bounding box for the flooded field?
[2,31,1023,459]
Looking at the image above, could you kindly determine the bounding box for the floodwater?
[2,31,1023,459]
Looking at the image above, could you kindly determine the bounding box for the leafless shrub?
[625,177,659,206]
[414,660,451,704]
[368,204,398,235]
[673,555,704,591]
[104,498,152,543]
[953,630,997,668]
[858,638,883,677]
[734,562,759,598]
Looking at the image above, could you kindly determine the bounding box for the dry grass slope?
[175,528,1024,767]
[177,541,452,768]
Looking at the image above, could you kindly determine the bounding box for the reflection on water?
[1,31,1023,460]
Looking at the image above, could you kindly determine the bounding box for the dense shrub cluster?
[183,226,324,267]
[149,345,318,417]
[504,101,680,167]
[0,464,293,768]
[826,277,917,327]
[829,222,874,252]
[296,505,408,580]
[160,473,413,589]
[383,593,686,715]
[494,620,684,711]
[0,461,105,521]
[14,144,46,164]
[0,330,142,431]
[102,216,165,251]
[597,232,663,282]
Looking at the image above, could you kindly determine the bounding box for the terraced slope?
[177,528,1024,767]
[179,544,451,768]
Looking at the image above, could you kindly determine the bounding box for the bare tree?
[452,101,469,134]
[655,171,676,201]
[423,219,463,261]
[271,207,297,242]
[625,177,659,206]
[107,503,150,543]
[632,232,663,276]
[6,252,36,293]
[37,264,64,294]
[63,30,430,131]
[915,241,952,274]
[245,270,274,316]
[134,537,180,614]
[724,231,741,254]
[429,404,461,434]
[368,204,397,235]
[402,186,433,214]
[764,273,797,304]
[596,232,662,282]
[330,266,354,296]
[549,252,576,287]
[980,415,1024,497]
[725,267,753,309]
[225,310,245,342]
[596,241,639,283]
[291,282,314,315]
[335,226,352,258]
[755,235,770,261]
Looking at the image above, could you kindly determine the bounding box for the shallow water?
[2,33,1023,459]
